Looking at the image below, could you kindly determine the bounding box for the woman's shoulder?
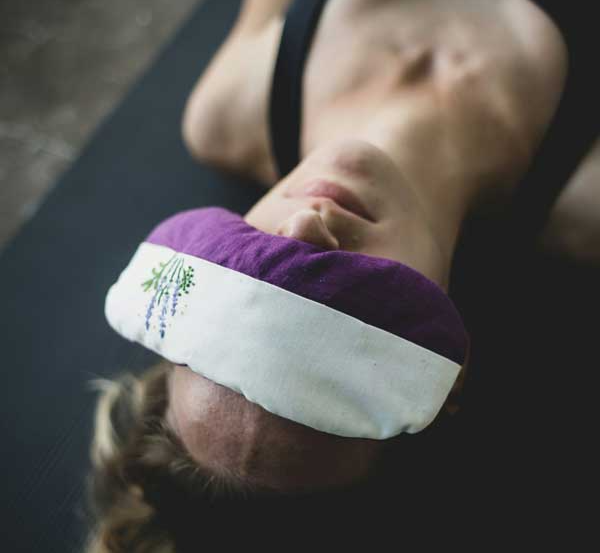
[501,0,568,126]
[181,5,286,186]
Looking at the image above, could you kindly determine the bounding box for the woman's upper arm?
[540,135,600,264]
[234,0,292,34]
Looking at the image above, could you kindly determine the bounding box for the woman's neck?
[309,127,484,290]
[375,139,477,274]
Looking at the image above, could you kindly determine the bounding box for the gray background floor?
[0,0,202,250]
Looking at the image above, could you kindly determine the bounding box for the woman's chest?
[185,0,566,188]
[301,0,567,181]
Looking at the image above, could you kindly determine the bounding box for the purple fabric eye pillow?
[105,206,469,439]
[147,207,468,364]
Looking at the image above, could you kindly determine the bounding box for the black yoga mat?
[1,0,597,549]
[0,1,260,551]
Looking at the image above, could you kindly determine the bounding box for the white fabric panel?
[105,242,461,439]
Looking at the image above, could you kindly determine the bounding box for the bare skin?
[540,137,600,264]
[184,0,565,191]
[166,367,387,493]
[184,0,599,265]
[168,0,588,492]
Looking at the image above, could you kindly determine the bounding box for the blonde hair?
[84,362,254,553]
[83,359,459,551]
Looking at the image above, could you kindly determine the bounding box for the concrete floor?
[0,0,201,249]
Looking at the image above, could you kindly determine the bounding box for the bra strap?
[269,0,328,180]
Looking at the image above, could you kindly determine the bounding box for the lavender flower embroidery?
[171,281,180,316]
[145,287,158,331]
[159,291,169,339]
[141,255,196,338]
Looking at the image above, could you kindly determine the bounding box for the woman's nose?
[276,209,340,250]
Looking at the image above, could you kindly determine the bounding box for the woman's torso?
[183,0,568,209]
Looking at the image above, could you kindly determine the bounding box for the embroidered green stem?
[141,253,177,292]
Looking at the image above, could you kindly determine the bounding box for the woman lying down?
[85,0,597,550]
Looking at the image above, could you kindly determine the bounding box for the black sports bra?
[269,0,599,238]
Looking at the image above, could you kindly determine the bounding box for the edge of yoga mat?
[0,1,259,551]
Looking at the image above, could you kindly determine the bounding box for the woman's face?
[166,139,450,493]
[244,138,442,284]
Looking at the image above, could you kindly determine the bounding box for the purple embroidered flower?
[171,281,181,316]
[142,255,196,338]
[159,292,169,339]
[145,286,159,330]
